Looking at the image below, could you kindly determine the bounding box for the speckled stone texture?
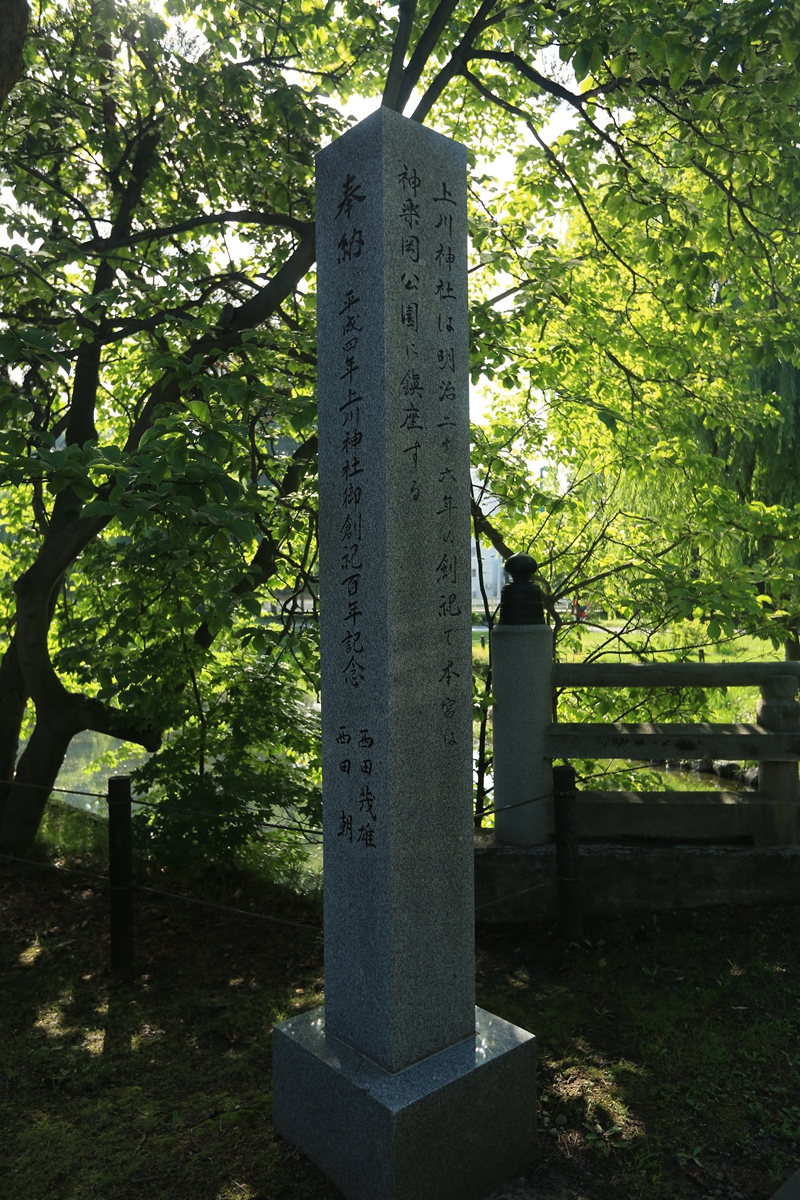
[273,1006,537,1200]
[273,108,537,1200]
[769,1166,800,1199]
[474,839,800,922]
[492,625,554,846]
[313,107,474,1074]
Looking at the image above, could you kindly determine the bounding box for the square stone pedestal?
[273,1006,536,1200]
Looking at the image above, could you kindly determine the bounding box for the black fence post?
[553,763,582,942]
[108,774,134,977]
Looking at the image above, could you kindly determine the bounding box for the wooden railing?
[549,661,800,762]
[489,554,800,848]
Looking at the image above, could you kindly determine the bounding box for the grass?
[500,908,800,1199]
[1,803,329,1200]
[2,802,799,1199]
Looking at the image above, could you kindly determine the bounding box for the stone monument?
[272,106,537,1200]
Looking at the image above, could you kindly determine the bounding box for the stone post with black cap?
[491,552,554,845]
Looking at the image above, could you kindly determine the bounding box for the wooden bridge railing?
[490,555,800,848]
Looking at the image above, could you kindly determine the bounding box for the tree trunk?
[0,710,77,850]
[0,111,316,851]
[0,547,159,851]
[0,562,73,850]
[0,638,28,785]
[0,0,28,109]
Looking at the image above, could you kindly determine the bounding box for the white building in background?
[471,541,507,612]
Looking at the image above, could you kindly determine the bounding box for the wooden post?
[553,763,582,941]
[757,675,800,813]
[108,774,134,977]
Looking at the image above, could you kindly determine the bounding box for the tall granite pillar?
[272,107,536,1200]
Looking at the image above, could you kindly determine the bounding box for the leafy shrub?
[131,650,321,875]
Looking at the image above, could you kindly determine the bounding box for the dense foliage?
[1,0,798,850]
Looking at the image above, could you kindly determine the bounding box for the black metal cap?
[496,552,545,625]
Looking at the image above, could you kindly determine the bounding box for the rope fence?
[0,850,322,933]
[130,794,323,840]
[2,776,323,839]
[1,767,580,972]
[1,779,107,799]
[1,772,326,976]
[3,772,556,830]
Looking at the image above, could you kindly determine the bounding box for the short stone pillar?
[272,108,536,1200]
[492,554,554,845]
[757,674,800,805]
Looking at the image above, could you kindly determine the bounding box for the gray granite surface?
[273,1005,537,1200]
[315,107,474,1074]
[274,108,537,1200]
[769,1167,800,1200]
[492,625,554,845]
[485,1181,600,1200]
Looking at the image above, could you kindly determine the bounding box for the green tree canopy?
[1,0,798,850]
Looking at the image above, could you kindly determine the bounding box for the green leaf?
[573,43,594,82]
[185,400,211,423]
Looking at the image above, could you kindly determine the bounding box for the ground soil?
[1,844,799,1200]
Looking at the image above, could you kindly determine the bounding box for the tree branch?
[193,436,319,649]
[15,226,318,607]
[124,223,317,453]
[60,125,161,456]
[469,49,629,162]
[471,494,515,561]
[470,48,586,109]
[108,126,161,241]
[396,0,461,112]
[79,209,311,252]
[410,0,498,123]
[80,695,162,750]
[382,0,418,110]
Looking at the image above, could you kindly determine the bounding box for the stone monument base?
[272,1006,536,1200]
